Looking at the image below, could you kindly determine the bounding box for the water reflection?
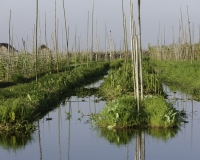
[1,83,200,160]
[95,127,179,160]
[67,100,71,160]
[0,131,33,152]
[135,131,145,160]
[37,121,42,160]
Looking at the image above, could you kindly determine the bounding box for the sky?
[0,0,200,51]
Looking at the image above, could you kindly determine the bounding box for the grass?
[152,60,200,100]
[92,59,185,129]
[0,62,109,133]
[93,95,184,129]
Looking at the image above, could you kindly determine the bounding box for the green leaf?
[27,94,32,101]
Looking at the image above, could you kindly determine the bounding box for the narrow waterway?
[0,82,200,160]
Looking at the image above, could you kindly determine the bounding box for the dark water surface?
[0,83,200,160]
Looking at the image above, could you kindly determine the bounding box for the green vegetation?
[152,60,200,100]
[92,59,184,129]
[93,95,183,129]
[0,62,109,133]
[99,59,165,101]
[147,42,200,61]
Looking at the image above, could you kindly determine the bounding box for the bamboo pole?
[91,0,94,60]
[62,0,69,66]
[87,11,89,66]
[138,0,143,99]
[8,10,11,54]
[45,13,48,46]
[187,6,192,62]
[130,1,136,98]
[35,0,38,82]
[8,10,11,79]
[54,0,58,72]
[95,14,98,61]
[74,25,77,66]
[135,35,140,113]
[199,24,200,43]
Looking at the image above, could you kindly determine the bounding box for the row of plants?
[0,62,109,133]
[0,51,110,84]
[152,60,200,100]
[92,58,185,129]
[147,42,200,61]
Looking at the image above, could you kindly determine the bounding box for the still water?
[0,83,200,160]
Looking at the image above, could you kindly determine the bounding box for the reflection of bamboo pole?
[141,131,145,160]
[58,106,61,160]
[37,121,42,160]
[89,97,91,114]
[94,95,96,113]
[68,101,71,160]
[190,99,193,149]
[134,131,145,160]
[126,144,129,160]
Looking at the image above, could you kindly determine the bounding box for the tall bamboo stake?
[8,10,11,79]
[35,0,38,82]
[87,11,89,66]
[62,0,69,66]
[105,21,108,61]
[130,1,136,98]
[95,14,98,61]
[91,0,94,60]
[135,35,140,113]
[54,0,58,72]
[45,13,48,46]
[186,6,192,62]
[74,25,77,66]
[8,10,11,54]
[138,0,143,99]
[199,24,200,43]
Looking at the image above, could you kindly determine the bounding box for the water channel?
[0,81,200,160]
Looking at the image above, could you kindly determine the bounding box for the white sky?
[0,0,200,51]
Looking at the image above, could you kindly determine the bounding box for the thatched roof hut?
[38,44,52,53]
[0,43,18,54]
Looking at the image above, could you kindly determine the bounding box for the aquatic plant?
[93,95,184,128]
